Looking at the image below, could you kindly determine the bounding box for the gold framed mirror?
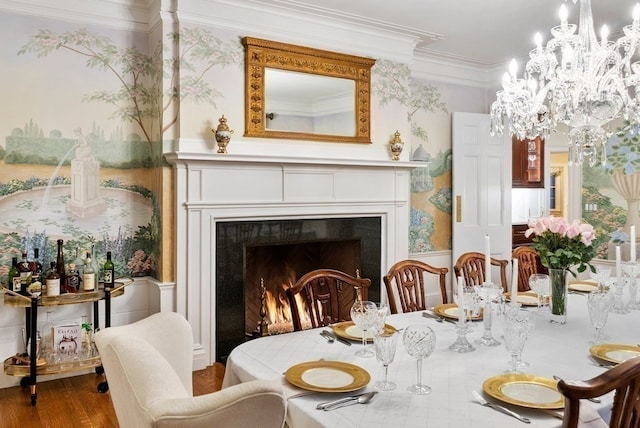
[242,37,375,144]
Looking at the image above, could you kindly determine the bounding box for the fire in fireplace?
[216,217,381,361]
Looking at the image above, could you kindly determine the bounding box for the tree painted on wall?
[18,27,243,145]
[372,59,450,253]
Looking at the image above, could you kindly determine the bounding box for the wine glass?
[374,302,389,334]
[503,310,531,373]
[402,324,436,395]
[591,266,612,290]
[373,331,398,391]
[350,300,378,358]
[587,290,614,344]
[528,274,550,314]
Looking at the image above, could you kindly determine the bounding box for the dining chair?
[94,312,286,428]
[512,246,547,291]
[285,268,371,331]
[383,259,449,314]
[557,355,640,428]
[453,252,509,291]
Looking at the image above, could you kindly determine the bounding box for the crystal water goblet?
[402,324,436,395]
[373,331,398,391]
[503,310,530,374]
[374,302,389,334]
[590,266,611,290]
[528,273,550,314]
[587,290,614,344]
[350,300,378,358]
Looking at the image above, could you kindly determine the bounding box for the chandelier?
[490,0,640,167]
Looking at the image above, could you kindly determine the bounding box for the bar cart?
[1,278,133,405]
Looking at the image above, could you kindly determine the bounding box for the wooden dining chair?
[285,269,372,331]
[512,246,548,291]
[557,356,640,428]
[453,252,509,291]
[383,259,449,314]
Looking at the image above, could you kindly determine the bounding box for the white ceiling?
[255,0,639,69]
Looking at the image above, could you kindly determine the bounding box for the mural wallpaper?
[372,60,450,253]
[0,14,242,286]
[583,122,640,258]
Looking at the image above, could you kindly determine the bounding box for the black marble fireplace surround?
[215,216,382,361]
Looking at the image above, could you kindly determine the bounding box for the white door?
[452,112,512,268]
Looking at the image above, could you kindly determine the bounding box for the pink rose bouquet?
[525,216,597,275]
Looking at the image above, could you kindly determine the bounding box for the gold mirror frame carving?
[242,37,375,144]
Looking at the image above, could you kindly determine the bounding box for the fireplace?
[167,151,413,370]
[216,217,381,361]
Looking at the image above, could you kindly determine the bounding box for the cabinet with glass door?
[512,136,544,188]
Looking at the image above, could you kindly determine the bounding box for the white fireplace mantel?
[166,151,417,369]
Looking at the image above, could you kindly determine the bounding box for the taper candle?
[511,258,518,309]
[616,245,622,284]
[631,225,636,261]
[484,235,491,284]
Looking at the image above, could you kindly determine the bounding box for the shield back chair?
[453,251,509,291]
[557,355,640,428]
[512,246,548,291]
[286,268,372,331]
[94,312,286,428]
[383,259,449,314]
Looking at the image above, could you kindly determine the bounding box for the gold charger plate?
[589,344,640,364]
[433,303,482,321]
[483,374,564,409]
[332,321,396,342]
[284,360,370,392]
[504,291,545,307]
[568,281,599,293]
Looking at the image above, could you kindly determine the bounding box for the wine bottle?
[17,251,31,296]
[83,253,96,292]
[103,251,114,289]
[56,239,66,293]
[8,257,19,291]
[45,262,60,297]
[30,248,43,294]
[64,263,81,293]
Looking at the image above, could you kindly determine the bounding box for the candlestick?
[631,225,636,262]
[484,235,491,284]
[511,259,518,309]
[457,276,466,326]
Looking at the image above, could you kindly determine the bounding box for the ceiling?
[257,0,638,69]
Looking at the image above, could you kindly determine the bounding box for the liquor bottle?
[64,263,81,293]
[8,257,19,291]
[30,248,43,289]
[74,247,84,278]
[103,251,115,289]
[45,262,60,297]
[83,253,96,292]
[56,239,66,293]
[17,251,31,296]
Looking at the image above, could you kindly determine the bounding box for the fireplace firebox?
[216,217,381,361]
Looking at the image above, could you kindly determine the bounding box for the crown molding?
[0,0,155,31]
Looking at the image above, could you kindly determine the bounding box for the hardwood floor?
[0,363,225,428]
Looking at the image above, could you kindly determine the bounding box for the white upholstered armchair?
[94,312,286,428]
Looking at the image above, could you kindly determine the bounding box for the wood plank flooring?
[0,363,225,428]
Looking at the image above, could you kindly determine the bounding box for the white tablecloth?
[222,294,637,427]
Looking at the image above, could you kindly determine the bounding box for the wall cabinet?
[513,136,544,188]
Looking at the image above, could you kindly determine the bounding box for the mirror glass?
[265,69,355,136]
[243,37,375,144]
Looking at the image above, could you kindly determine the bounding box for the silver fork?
[319,331,334,343]
[472,391,531,424]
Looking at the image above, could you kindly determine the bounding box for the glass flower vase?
[549,268,568,324]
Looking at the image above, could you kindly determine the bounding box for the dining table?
[222,289,640,427]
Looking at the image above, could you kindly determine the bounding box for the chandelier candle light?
[490,0,640,167]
